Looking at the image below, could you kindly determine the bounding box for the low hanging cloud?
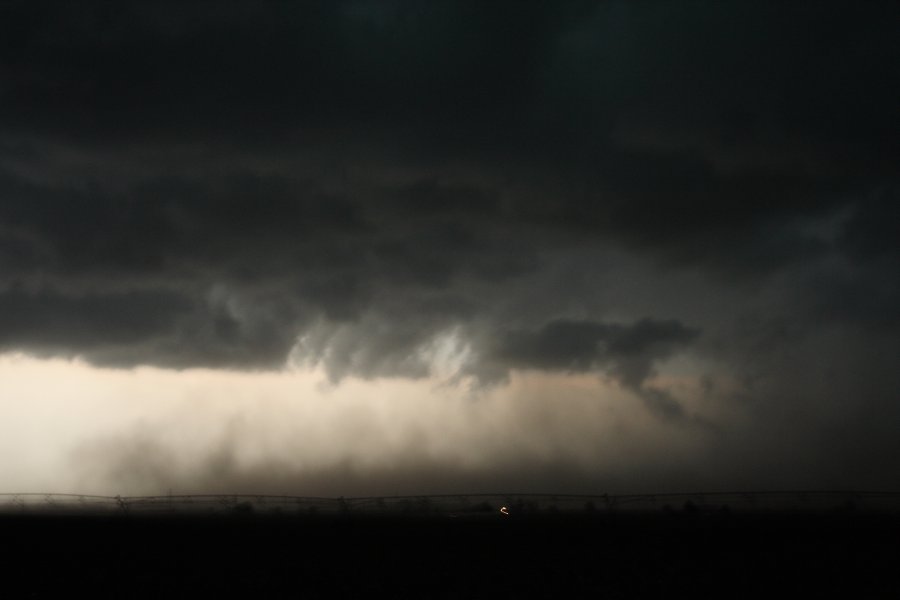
[491,318,698,378]
[487,318,700,419]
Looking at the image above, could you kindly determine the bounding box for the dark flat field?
[2,511,898,598]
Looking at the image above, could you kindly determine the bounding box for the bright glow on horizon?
[0,352,718,497]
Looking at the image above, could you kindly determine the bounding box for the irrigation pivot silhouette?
[2,490,898,516]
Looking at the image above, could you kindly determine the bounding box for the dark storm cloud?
[0,287,189,350]
[491,318,698,383]
[0,0,896,396]
[0,0,581,144]
[486,318,699,418]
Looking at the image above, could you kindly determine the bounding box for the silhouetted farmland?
[1,492,898,597]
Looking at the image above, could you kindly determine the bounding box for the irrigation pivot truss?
[1,491,900,516]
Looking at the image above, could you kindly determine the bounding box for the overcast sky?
[0,1,897,497]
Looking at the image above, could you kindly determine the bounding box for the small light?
[500,506,509,515]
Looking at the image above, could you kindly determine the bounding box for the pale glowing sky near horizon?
[2,351,756,497]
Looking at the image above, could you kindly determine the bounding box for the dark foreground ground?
[2,510,898,598]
